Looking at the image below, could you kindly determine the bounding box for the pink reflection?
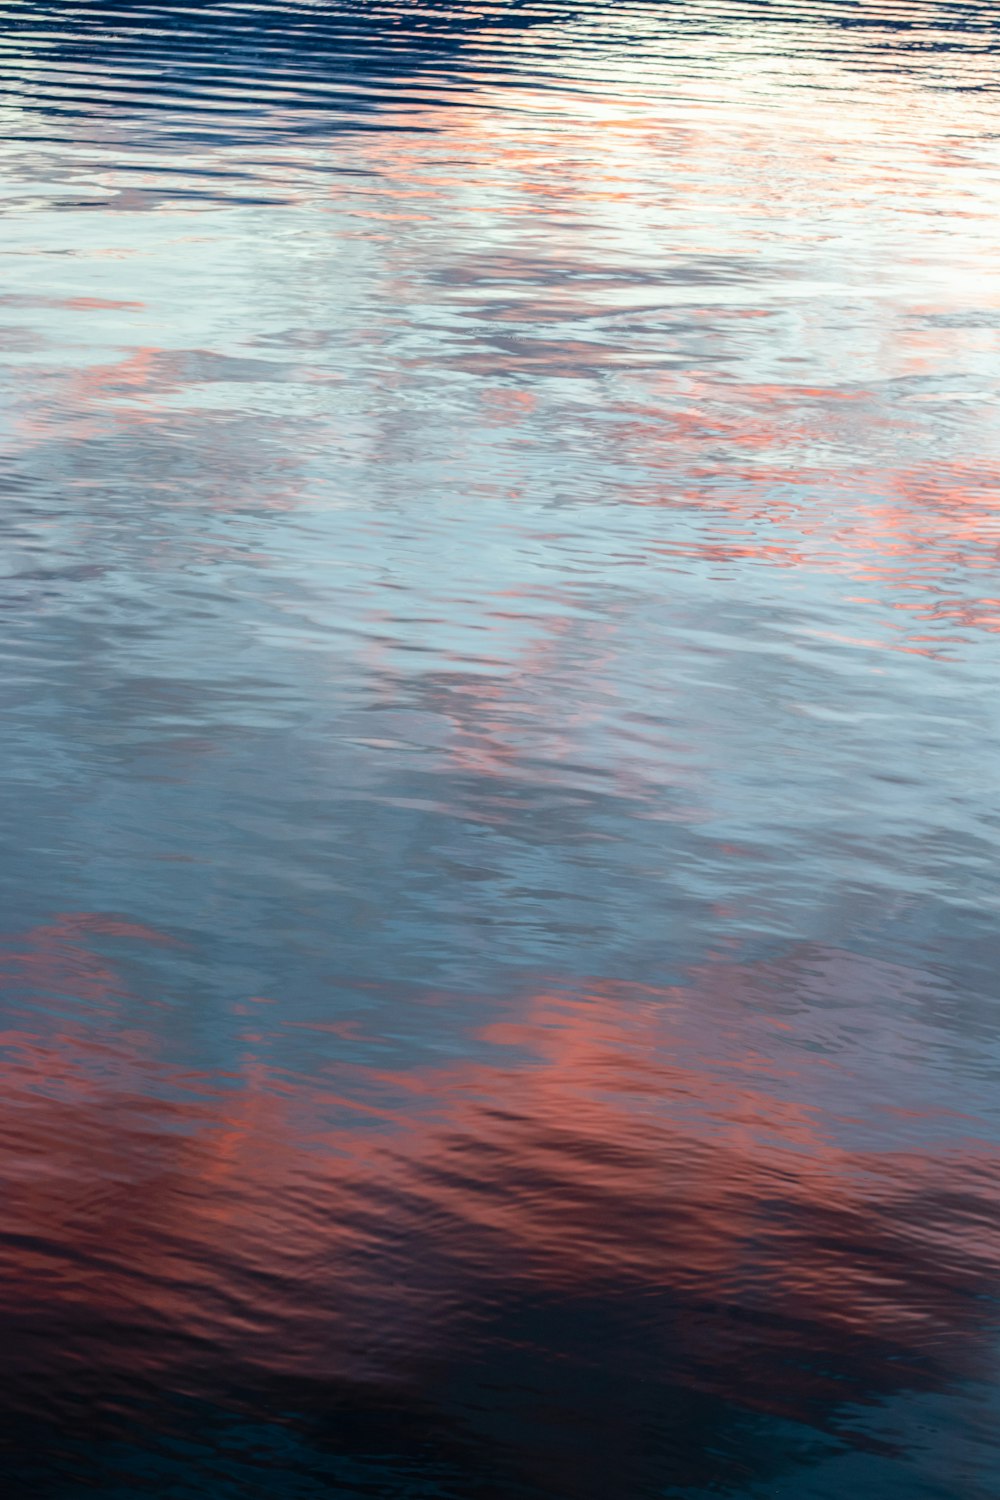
[1,919,997,1441]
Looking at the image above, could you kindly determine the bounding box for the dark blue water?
[1,3,999,1496]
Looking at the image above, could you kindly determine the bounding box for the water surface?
[1,3,999,1497]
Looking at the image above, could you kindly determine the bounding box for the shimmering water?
[1,3,999,1496]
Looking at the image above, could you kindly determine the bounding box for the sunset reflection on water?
[1,3,999,1497]
[3,916,998,1497]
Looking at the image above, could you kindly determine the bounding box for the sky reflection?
[1,3,999,1497]
[2,916,998,1498]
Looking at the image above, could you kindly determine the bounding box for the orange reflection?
[2,917,997,1454]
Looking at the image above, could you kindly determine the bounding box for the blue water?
[1,3,999,1496]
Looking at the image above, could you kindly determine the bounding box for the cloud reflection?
[2,918,997,1495]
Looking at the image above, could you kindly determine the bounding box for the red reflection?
[2,918,997,1449]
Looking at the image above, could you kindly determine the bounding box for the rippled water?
[2,3,1000,1496]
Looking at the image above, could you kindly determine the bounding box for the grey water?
[1,3,999,1497]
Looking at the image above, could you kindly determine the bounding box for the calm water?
[2,2,1000,1496]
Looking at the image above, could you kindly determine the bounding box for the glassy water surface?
[1,3,999,1495]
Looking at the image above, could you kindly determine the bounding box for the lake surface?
[1,3,999,1496]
